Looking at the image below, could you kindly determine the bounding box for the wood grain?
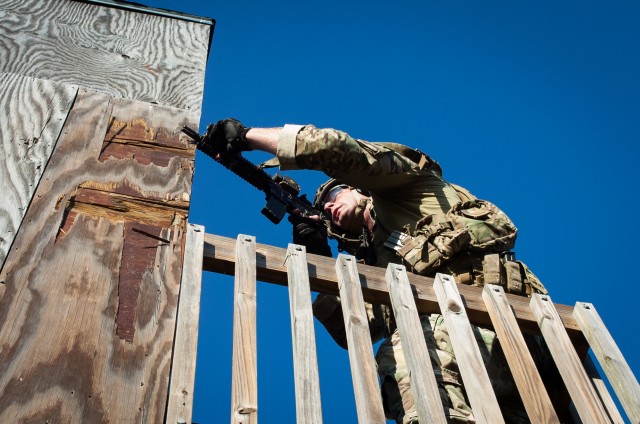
[583,355,626,424]
[530,294,611,423]
[202,233,586,341]
[285,244,323,424]
[0,89,197,422]
[433,273,504,424]
[482,284,560,423]
[0,73,77,270]
[574,302,639,423]
[335,254,386,424]
[166,223,205,424]
[230,235,258,424]
[0,0,211,114]
[385,264,447,424]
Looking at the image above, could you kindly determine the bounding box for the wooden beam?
[284,244,323,424]
[433,274,504,424]
[574,302,639,424]
[482,284,559,423]
[166,223,204,424]
[530,294,611,423]
[202,233,584,341]
[335,255,386,424]
[230,235,258,424]
[385,264,447,424]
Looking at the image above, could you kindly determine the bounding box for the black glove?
[289,215,332,257]
[202,118,252,156]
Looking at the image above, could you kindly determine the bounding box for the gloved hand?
[289,214,332,257]
[202,118,252,156]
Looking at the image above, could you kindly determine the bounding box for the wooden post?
[285,244,323,424]
[482,284,559,423]
[530,294,611,423]
[574,302,639,423]
[335,254,386,424]
[230,235,258,424]
[433,273,504,424]
[166,223,205,424]
[385,264,447,424]
[583,355,626,424]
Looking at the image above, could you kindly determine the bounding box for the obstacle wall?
[0,1,212,421]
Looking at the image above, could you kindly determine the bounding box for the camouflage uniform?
[277,124,545,423]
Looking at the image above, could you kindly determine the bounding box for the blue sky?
[141,1,639,422]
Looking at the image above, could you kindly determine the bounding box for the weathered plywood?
[230,235,258,424]
[0,0,211,114]
[385,264,447,424]
[166,223,205,424]
[335,254,386,424]
[0,73,77,270]
[0,88,197,422]
[285,244,323,424]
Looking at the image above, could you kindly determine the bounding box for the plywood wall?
[0,0,210,113]
[0,1,212,421]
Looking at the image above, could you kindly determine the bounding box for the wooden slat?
[385,264,447,424]
[0,0,211,114]
[201,233,585,341]
[335,254,386,424]
[0,73,77,270]
[482,284,560,423]
[230,235,258,424]
[284,244,323,424]
[530,295,611,423]
[166,223,205,424]
[574,302,639,423]
[583,355,626,424]
[433,273,504,424]
[0,89,196,422]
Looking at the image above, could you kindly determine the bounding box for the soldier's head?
[314,179,371,251]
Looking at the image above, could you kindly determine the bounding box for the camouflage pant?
[376,314,530,424]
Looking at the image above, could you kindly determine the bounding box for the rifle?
[181,126,324,224]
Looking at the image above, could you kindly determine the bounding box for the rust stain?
[116,222,162,343]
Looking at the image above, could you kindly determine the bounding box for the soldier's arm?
[245,127,281,154]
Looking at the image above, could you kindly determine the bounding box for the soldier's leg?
[376,314,475,424]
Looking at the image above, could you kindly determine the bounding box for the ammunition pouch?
[440,252,548,296]
[395,199,517,276]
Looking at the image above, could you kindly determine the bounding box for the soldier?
[207,118,553,423]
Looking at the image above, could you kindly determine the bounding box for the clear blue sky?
[142,1,639,422]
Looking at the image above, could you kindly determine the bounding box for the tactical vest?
[378,142,546,296]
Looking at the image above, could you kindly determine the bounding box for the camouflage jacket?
[277,124,462,268]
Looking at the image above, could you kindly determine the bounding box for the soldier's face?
[323,188,362,234]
